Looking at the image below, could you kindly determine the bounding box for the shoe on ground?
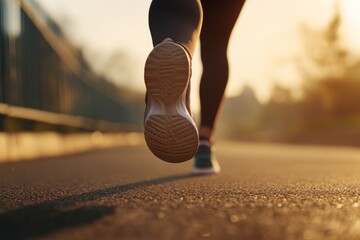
[192,139,220,174]
[144,39,199,163]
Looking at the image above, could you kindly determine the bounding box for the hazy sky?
[36,0,360,111]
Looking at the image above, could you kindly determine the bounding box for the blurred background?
[1,0,360,161]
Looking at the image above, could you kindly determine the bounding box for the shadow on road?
[0,173,199,240]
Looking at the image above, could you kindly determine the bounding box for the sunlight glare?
[342,0,360,52]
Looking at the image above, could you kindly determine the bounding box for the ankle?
[199,126,212,141]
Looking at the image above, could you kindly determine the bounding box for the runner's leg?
[148,0,202,56]
[145,0,203,162]
[199,0,246,139]
[148,0,203,113]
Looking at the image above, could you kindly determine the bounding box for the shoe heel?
[145,115,199,162]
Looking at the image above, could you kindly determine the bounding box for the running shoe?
[192,138,220,174]
[144,39,199,163]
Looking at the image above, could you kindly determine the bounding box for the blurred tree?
[218,85,261,139]
[298,3,360,119]
[261,84,299,133]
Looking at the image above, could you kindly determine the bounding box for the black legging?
[148,0,245,132]
[148,0,202,55]
[199,0,244,130]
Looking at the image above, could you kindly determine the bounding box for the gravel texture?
[1,142,360,240]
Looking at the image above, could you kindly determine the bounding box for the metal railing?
[0,0,143,132]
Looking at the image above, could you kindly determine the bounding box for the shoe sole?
[192,163,221,175]
[144,41,199,163]
[191,167,220,175]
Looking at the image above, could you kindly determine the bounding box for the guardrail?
[0,0,143,132]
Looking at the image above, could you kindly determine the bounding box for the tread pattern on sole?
[145,115,198,162]
[145,43,190,103]
[144,41,198,163]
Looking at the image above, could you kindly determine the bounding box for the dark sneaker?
[192,139,220,174]
[144,39,199,163]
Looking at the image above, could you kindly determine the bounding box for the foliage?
[220,5,360,146]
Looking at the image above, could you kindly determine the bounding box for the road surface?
[1,141,360,240]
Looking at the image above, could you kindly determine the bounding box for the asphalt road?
[1,141,360,240]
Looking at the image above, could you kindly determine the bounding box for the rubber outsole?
[144,41,199,163]
[191,165,221,175]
